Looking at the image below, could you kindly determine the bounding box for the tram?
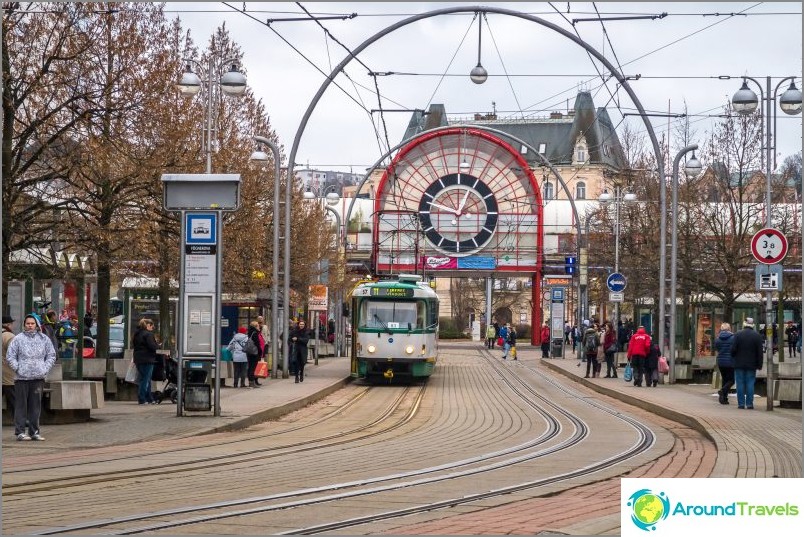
[350,274,440,382]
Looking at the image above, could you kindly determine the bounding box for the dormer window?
[575,143,587,164]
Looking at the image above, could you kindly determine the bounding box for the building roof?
[401,92,627,170]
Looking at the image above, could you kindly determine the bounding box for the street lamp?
[177,57,247,173]
[469,14,488,84]
[731,75,802,411]
[668,146,701,384]
[250,136,285,379]
[303,189,345,361]
[598,184,636,325]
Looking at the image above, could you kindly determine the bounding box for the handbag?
[606,343,618,354]
[497,337,504,346]
[124,360,140,384]
[658,356,670,374]
[623,362,633,382]
[244,337,259,356]
[254,360,269,378]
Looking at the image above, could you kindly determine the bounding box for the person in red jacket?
[540,323,551,358]
[627,326,651,387]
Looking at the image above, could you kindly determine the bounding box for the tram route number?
[371,287,414,298]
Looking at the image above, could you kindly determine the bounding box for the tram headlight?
[405,345,414,355]
[367,344,377,354]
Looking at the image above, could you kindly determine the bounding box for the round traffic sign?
[751,228,788,264]
[606,272,627,292]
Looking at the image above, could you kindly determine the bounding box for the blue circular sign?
[607,272,627,292]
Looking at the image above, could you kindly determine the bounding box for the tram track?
[3,384,422,495]
[29,349,658,536]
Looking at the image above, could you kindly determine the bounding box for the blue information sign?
[606,272,627,292]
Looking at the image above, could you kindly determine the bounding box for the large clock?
[417,173,498,255]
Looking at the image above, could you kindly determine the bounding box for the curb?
[540,358,716,444]
[201,375,354,435]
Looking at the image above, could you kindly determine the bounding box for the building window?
[538,143,546,154]
[543,181,554,200]
[576,181,586,200]
[575,144,587,163]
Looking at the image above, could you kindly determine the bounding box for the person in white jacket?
[5,314,56,441]
[227,327,250,388]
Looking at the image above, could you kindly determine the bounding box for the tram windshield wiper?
[373,314,392,335]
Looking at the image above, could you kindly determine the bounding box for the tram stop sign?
[606,272,627,293]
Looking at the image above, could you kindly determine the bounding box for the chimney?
[550,112,563,119]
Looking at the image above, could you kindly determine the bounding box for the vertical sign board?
[550,288,565,340]
[184,213,219,355]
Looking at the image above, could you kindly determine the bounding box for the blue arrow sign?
[606,272,627,292]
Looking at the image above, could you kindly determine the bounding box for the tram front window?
[361,301,422,329]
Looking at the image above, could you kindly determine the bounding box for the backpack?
[584,332,598,353]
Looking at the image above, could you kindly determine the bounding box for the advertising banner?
[308,284,328,311]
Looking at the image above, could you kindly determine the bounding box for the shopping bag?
[254,360,269,379]
[220,347,233,362]
[510,347,517,359]
[497,337,504,346]
[124,360,140,384]
[623,362,633,382]
[658,356,670,374]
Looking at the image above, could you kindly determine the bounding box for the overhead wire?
[295,2,390,156]
[482,13,526,120]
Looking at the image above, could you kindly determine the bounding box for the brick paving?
[2,342,800,536]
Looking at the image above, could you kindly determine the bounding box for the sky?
[164,2,803,173]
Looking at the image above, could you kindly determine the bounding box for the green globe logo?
[627,489,670,531]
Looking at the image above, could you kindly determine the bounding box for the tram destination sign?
[371,287,415,298]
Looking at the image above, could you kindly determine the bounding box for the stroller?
[154,355,179,404]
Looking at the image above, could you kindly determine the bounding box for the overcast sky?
[165,2,802,172]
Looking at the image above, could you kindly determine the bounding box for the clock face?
[418,173,498,255]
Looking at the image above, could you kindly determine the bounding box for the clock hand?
[457,190,471,214]
[428,201,460,215]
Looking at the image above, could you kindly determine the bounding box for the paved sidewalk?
[1,355,353,450]
[533,345,803,478]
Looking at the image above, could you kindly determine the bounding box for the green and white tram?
[350,274,439,382]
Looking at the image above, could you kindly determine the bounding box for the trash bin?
[551,339,563,357]
[182,359,212,411]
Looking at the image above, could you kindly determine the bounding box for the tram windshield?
[360,300,425,330]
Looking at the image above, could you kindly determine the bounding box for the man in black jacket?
[730,317,764,409]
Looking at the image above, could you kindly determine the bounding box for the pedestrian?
[571,324,579,352]
[714,322,735,405]
[246,320,262,388]
[57,315,80,359]
[564,322,571,344]
[227,327,250,388]
[582,320,599,378]
[540,322,550,359]
[602,322,618,378]
[499,322,510,359]
[797,320,803,356]
[785,322,798,358]
[730,317,764,409]
[41,310,59,351]
[485,323,496,349]
[645,339,660,387]
[626,326,651,387]
[131,318,158,405]
[507,325,518,360]
[2,315,17,417]
[5,314,56,441]
[288,319,310,383]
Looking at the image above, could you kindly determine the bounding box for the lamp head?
[623,192,637,202]
[684,152,703,177]
[732,80,758,115]
[220,64,247,96]
[325,192,340,206]
[303,189,315,200]
[176,66,201,97]
[249,149,268,162]
[470,63,488,85]
[598,190,612,203]
[779,80,802,115]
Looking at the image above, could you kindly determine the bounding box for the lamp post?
[250,136,283,380]
[668,146,702,384]
[303,190,344,362]
[176,57,247,174]
[732,76,802,411]
[598,184,636,325]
